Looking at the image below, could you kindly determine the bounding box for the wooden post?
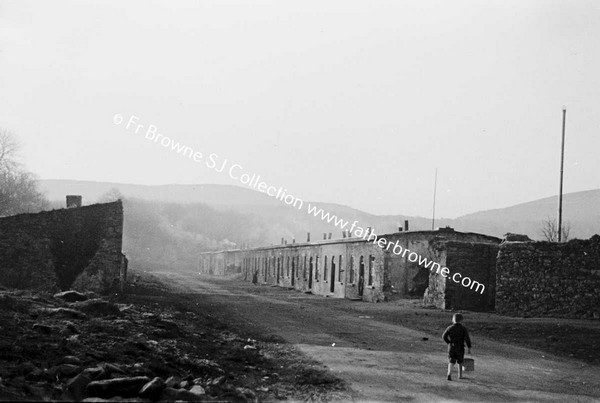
[558,108,566,242]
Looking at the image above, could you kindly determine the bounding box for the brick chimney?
[66,195,82,208]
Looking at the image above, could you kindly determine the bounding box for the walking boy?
[442,313,471,381]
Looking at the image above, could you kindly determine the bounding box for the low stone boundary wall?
[496,235,600,319]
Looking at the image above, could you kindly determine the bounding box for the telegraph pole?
[431,168,438,231]
[558,108,566,242]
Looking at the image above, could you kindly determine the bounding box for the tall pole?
[431,168,438,231]
[558,108,566,242]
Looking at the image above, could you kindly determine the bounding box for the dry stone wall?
[0,201,126,294]
[496,235,600,319]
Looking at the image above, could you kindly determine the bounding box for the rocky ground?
[0,272,349,402]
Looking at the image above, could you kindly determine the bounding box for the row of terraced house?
[198,227,501,311]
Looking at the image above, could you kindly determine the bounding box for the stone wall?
[0,201,126,294]
[496,235,600,319]
[224,251,242,275]
[423,241,498,311]
[383,231,498,300]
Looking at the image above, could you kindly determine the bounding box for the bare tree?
[540,217,571,242]
[97,187,125,203]
[0,128,20,171]
[0,129,48,216]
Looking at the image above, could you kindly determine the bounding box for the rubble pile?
[0,280,343,402]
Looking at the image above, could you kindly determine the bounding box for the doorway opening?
[358,255,365,297]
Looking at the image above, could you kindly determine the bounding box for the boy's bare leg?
[447,363,453,380]
[458,362,463,379]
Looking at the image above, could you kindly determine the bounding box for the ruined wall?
[212,253,225,276]
[496,236,600,319]
[199,230,499,306]
[199,250,244,276]
[385,229,500,309]
[423,241,498,311]
[344,241,386,302]
[384,235,445,299]
[311,243,344,298]
[413,246,447,309]
[0,201,126,294]
[202,238,388,302]
[276,246,301,290]
[224,251,242,275]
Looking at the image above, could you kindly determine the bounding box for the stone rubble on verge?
[54,290,89,303]
[0,287,261,402]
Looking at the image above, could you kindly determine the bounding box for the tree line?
[0,129,48,217]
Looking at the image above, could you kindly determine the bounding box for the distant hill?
[37,179,599,272]
[453,189,600,239]
[37,179,433,246]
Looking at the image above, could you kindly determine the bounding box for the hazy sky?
[1,0,599,218]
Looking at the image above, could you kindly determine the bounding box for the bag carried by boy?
[462,358,475,372]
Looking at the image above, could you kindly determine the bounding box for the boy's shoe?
[447,375,452,381]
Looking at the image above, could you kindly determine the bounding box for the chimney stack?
[342,231,346,238]
[281,237,284,245]
[398,227,403,232]
[66,195,82,208]
[404,220,409,231]
[323,233,327,240]
[292,238,296,244]
[328,232,332,239]
[307,232,311,242]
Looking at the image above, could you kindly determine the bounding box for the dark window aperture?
[368,255,375,285]
[304,255,307,280]
[331,256,336,282]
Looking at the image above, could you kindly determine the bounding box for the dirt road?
[155,271,600,402]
